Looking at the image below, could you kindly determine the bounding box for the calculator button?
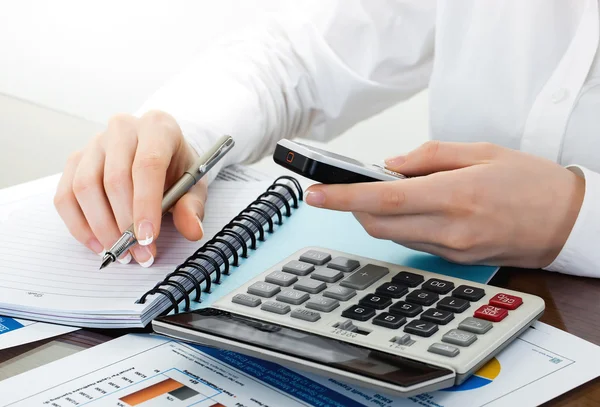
[359,294,392,310]
[265,271,298,287]
[421,308,454,325]
[341,305,376,321]
[458,317,493,334]
[282,260,315,276]
[390,301,423,318]
[261,301,291,315]
[422,278,455,294]
[375,282,408,299]
[404,320,438,337]
[474,305,508,322]
[294,279,327,294]
[276,289,310,305]
[428,343,460,358]
[437,296,470,313]
[232,293,261,307]
[291,308,321,322]
[392,271,424,287]
[390,334,412,345]
[442,329,477,347]
[247,282,281,298]
[311,268,344,283]
[453,285,486,301]
[306,296,340,312]
[372,312,406,329]
[489,293,523,310]
[340,264,389,290]
[299,250,332,265]
[327,257,360,272]
[323,286,356,301]
[406,290,439,306]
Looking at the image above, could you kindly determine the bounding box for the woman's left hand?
[304,141,585,269]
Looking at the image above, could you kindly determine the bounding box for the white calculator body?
[153,247,545,397]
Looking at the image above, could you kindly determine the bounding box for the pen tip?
[100,253,115,270]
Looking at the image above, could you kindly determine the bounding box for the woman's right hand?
[54,110,208,267]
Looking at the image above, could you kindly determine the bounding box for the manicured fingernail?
[197,217,204,238]
[88,238,105,255]
[305,190,325,206]
[384,155,406,167]
[136,220,154,246]
[117,252,132,265]
[133,245,154,268]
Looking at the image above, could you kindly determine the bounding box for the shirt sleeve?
[544,165,600,278]
[134,0,437,183]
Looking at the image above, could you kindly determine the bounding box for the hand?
[304,141,585,269]
[54,110,207,267]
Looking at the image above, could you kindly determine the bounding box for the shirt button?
[552,88,569,103]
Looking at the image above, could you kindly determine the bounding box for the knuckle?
[420,140,441,161]
[474,142,499,159]
[72,173,96,195]
[104,169,130,192]
[141,110,178,132]
[66,150,83,165]
[53,190,70,209]
[108,113,135,130]
[379,188,406,212]
[134,152,168,172]
[363,219,386,239]
[441,227,476,252]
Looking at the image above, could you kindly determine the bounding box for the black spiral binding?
[138,176,303,315]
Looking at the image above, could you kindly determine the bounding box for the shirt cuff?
[544,165,600,278]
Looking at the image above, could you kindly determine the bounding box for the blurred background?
[0,0,428,189]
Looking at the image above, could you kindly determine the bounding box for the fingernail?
[136,220,154,246]
[88,238,105,255]
[117,252,132,265]
[197,217,204,238]
[384,155,406,167]
[305,190,325,206]
[133,245,154,268]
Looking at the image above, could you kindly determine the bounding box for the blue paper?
[196,203,497,308]
[0,316,24,335]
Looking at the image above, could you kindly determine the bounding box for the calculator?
[153,247,545,397]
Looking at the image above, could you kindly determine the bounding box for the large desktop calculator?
[153,247,545,397]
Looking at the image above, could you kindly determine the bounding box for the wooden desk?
[491,267,600,406]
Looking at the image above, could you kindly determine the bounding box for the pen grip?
[161,172,197,213]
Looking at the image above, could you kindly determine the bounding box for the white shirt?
[137,0,600,278]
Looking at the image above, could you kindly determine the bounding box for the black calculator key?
[421,308,455,325]
[341,304,376,321]
[404,320,438,337]
[372,312,406,329]
[392,271,424,287]
[359,294,392,310]
[437,296,470,313]
[422,278,455,294]
[406,289,439,306]
[452,285,486,301]
[376,282,408,299]
[390,301,422,318]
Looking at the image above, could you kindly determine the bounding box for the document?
[1,321,598,407]
[0,316,77,351]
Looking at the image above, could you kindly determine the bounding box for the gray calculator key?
[327,257,360,272]
[306,296,340,312]
[294,279,327,294]
[282,260,315,276]
[232,293,262,307]
[323,286,356,301]
[442,329,478,347]
[299,250,332,265]
[261,301,291,314]
[311,268,344,283]
[340,264,389,290]
[428,343,460,357]
[276,289,310,305]
[265,271,298,287]
[459,317,493,334]
[291,308,321,322]
[247,281,281,298]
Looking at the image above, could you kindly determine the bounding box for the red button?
[489,293,523,310]
[474,305,508,322]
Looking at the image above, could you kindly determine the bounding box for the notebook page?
[0,181,272,318]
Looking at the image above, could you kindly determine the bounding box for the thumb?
[172,179,208,241]
[384,141,500,176]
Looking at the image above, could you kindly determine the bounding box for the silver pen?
[100,135,235,269]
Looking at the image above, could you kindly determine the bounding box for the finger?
[72,143,132,264]
[131,241,157,268]
[384,141,503,176]
[352,212,443,244]
[172,179,207,241]
[131,111,181,246]
[54,151,105,255]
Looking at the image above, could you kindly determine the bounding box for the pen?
[99,135,235,269]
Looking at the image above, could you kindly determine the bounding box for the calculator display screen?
[160,308,453,389]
